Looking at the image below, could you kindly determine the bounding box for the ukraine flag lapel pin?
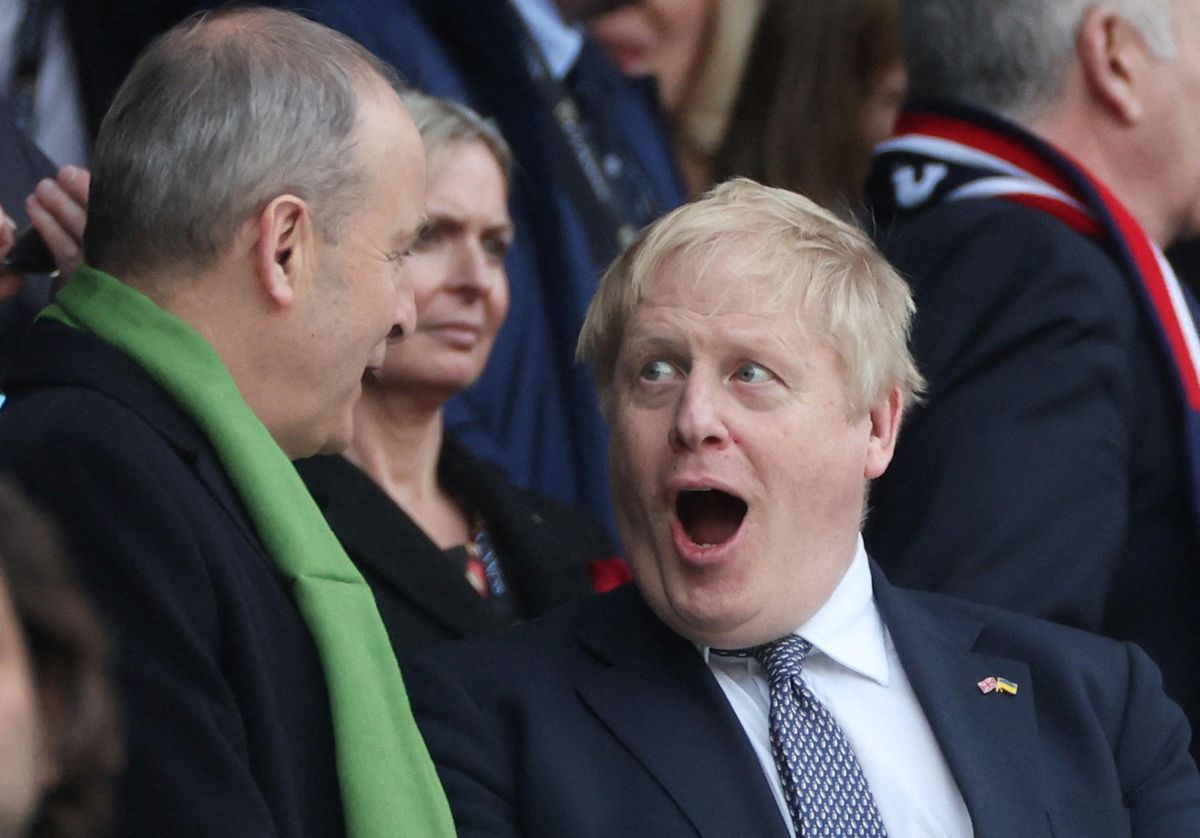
[977,676,1018,695]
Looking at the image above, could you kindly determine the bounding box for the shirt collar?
[508,0,584,81]
[700,536,891,686]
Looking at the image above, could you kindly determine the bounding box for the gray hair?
[904,0,1176,121]
[578,178,925,419]
[84,7,405,278]
[399,91,513,187]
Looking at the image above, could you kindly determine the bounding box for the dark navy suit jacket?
[865,195,1200,759]
[0,321,344,836]
[402,571,1200,838]
[269,0,685,535]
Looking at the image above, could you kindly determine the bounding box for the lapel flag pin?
[977,676,1018,695]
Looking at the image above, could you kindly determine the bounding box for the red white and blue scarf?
[867,102,1200,507]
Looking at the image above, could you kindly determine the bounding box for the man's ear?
[1077,6,1158,124]
[254,194,312,308]
[864,386,903,480]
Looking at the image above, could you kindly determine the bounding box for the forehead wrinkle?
[625,298,812,371]
[651,257,796,324]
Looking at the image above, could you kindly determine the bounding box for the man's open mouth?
[676,488,748,548]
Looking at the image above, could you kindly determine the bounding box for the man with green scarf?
[0,8,455,837]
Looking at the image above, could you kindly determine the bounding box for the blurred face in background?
[860,57,907,152]
[0,571,46,837]
[590,0,714,112]
[375,139,513,401]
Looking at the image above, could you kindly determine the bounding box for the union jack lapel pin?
[977,676,1018,695]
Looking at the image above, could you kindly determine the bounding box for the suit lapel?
[873,567,1052,838]
[573,589,791,838]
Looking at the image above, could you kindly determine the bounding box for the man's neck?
[1029,103,1180,246]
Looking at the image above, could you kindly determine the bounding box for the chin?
[673,603,760,648]
[650,570,758,647]
[314,434,351,457]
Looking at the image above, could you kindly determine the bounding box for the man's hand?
[0,166,91,302]
[29,165,90,279]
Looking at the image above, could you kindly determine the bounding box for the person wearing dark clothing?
[0,11,451,834]
[302,438,612,653]
[864,0,1200,759]
[0,94,58,376]
[405,179,1200,838]
[299,92,620,655]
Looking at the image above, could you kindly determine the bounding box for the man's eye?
[639,360,677,382]
[734,362,773,383]
[412,223,437,250]
[483,236,512,259]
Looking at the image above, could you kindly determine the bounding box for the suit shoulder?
[904,585,1140,663]
[0,382,175,470]
[1,323,196,472]
[875,198,1127,295]
[401,586,631,681]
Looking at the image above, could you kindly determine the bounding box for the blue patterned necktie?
[752,635,888,837]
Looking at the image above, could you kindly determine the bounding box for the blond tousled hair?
[577,178,925,418]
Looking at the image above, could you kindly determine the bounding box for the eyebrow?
[397,216,428,249]
[622,323,797,361]
[619,333,685,361]
[425,212,515,239]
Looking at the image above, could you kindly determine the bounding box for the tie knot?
[752,635,813,681]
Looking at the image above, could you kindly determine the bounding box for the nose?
[390,274,417,341]
[669,374,730,451]
[449,238,498,298]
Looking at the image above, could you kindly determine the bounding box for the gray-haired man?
[0,8,454,836]
[864,0,1200,760]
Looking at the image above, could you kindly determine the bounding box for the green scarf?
[42,265,455,837]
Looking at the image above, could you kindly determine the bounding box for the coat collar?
[298,451,497,641]
[300,437,597,644]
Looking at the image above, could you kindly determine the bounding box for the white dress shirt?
[508,0,583,81]
[701,537,973,837]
